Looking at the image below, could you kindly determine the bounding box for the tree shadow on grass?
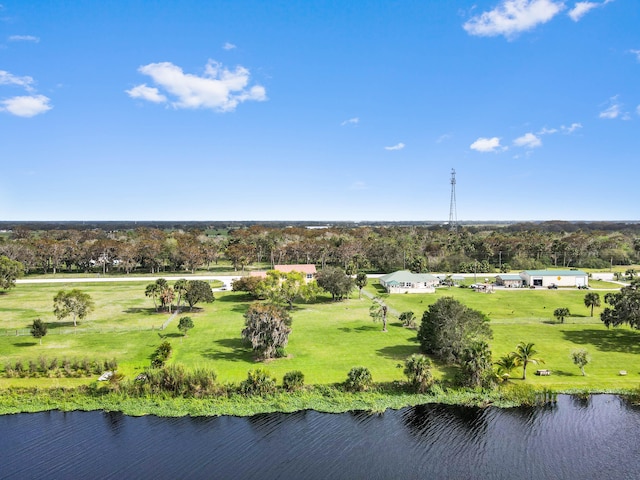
[13,341,37,347]
[45,321,76,329]
[202,338,253,362]
[376,344,420,360]
[158,333,183,339]
[561,328,640,354]
[337,325,379,333]
[124,307,160,316]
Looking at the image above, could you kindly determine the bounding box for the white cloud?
[8,35,39,42]
[599,96,622,119]
[630,49,640,62]
[561,122,582,133]
[470,137,503,152]
[463,0,564,39]
[130,59,266,112]
[436,133,453,143]
[384,142,405,151]
[0,70,34,91]
[341,117,359,126]
[537,126,558,134]
[514,132,542,148]
[223,42,237,50]
[0,94,51,117]
[568,0,613,21]
[125,84,167,103]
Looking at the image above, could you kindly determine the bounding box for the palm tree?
[174,278,189,308]
[145,283,160,311]
[513,342,544,380]
[553,307,571,323]
[583,292,601,317]
[494,352,518,379]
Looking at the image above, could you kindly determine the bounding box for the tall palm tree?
[584,292,601,317]
[513,342,544,380]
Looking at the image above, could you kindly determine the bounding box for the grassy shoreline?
[2,383,639,418]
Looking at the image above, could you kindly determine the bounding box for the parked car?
[548,283,558,289]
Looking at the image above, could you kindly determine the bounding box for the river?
[2,395,639,479]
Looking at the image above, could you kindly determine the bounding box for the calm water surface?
[2,395,639,480]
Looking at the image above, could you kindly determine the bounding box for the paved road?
[16,275,242,291]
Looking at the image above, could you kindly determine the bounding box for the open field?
[1,279,639,392]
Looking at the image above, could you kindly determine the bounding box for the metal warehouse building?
[520,270,588,288]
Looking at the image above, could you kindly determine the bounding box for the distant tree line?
[1,223,639,276]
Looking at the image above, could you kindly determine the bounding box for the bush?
[275,346,288,358]
[345,366,373,392]
[399,311,416,329]
[403,354,433,393]
[282,370,305,391]
[240,368,277,396]
[151,341,172,368]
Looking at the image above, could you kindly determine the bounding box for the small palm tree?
[494,352,518,379]
[513,342,544,380]
[583,292,601,317]
[553,307,570,324]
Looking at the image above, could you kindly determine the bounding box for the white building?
[520,270,588,288]
[379,271,439,294]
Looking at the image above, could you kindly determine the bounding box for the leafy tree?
[315,267,354,301]
[241,303,292,360]
[30,318,47,345]
[256,270,316,309]
[571,349,590,376]
[185,280,214,310]
[513,342,544,380]
[177,316,194,337]
[369,297,389,332]
[231,276,263,298]
[553,307,571,324]
[0,255,24,290]
[494,352,518,379]
[460,340,493,388]
[355,272,368,299]
[417,297,492,364]
[601,280,640,329]
[583,292,601,317]
[403,354,433,393]
[345,366,373,392]
[53,289,95,327]
[399,311,416,329]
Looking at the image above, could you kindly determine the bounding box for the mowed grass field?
[1,279,639,391]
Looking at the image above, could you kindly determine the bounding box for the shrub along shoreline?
[2,380,639,417]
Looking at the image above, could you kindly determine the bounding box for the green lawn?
[1,280,639,391]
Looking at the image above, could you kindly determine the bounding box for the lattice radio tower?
[448,168,458,232]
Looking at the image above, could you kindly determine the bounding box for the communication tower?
[448,168,458,232]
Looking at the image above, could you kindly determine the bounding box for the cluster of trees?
[145,278,214,312]
[2,223,640,277]
[417,297,494,387]
[233,268,357,307]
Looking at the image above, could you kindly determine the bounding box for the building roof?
[379,270,439,284]
[522,270,587,277]
[274,264,317,274]
[497,274,522,281]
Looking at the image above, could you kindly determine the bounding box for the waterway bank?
[2,383,638,418]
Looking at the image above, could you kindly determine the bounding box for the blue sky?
[1,0,638,222]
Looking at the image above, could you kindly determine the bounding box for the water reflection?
[2,395,640,480]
